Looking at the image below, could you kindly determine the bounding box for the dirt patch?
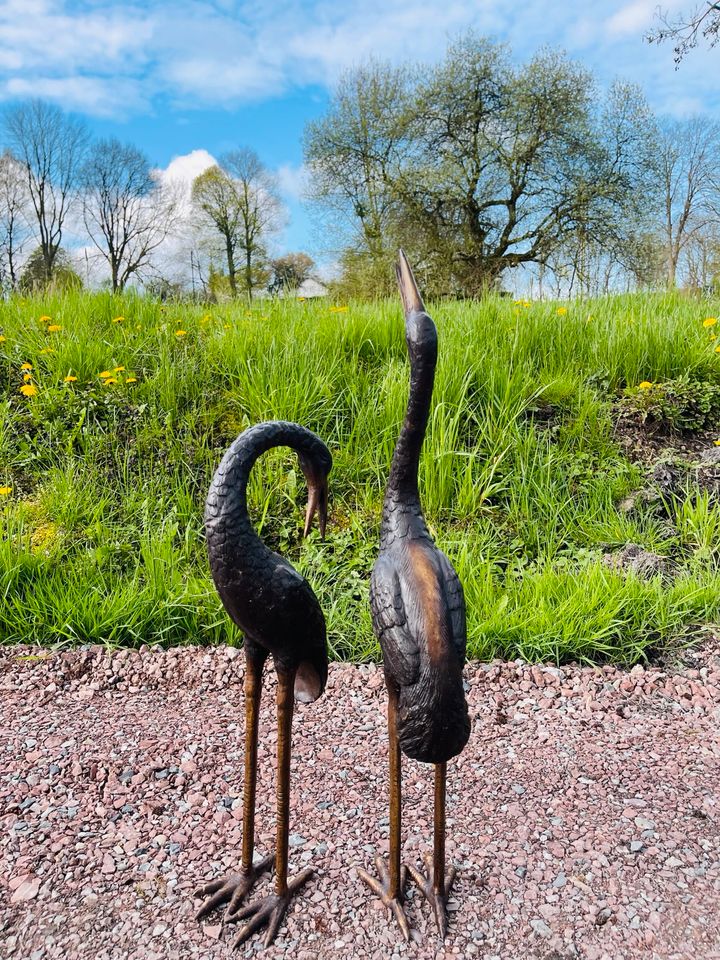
[1,644,719,960]
[612,406,717,469]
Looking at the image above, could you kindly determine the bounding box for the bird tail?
[397,667,470,764]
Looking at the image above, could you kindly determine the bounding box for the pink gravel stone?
[10,877,40,903]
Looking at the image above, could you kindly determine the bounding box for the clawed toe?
[406,852,456,939]
[231,868,314,948]
[194,854,274,921]
[357,856,410,941]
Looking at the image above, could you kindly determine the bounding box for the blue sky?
[1,0,718,266]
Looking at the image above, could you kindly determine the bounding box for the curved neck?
[206,421,323,545]
[384,338,436,513]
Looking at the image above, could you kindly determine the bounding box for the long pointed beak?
[303,480,328,539]
[396,249,426,317]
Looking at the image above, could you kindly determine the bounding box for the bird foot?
[194,854,274,922]
[229,867,314,948]
[357,856,410,941]
[407,852,456,939]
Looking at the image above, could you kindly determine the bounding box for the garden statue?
[359,251,471,940]
[195,421,332,948]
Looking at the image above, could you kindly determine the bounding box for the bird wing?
[436,549,467,661]
[370,554,420,687]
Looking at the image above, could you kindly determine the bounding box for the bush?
[623,377,720,433]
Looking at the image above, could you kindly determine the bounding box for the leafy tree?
[4,99,88,282]
[81,138,176,292]
[192,149,283,300]
[192,165,243,296]
[269,252,314,293]
[19,245,82,293]
[304,60,410,294]
[305,36,659,296]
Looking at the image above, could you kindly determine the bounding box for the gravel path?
[2,642,720,960]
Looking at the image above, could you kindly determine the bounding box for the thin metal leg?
[241,650,264,872]
[230,663,314,948]
[274,666,296,896]
[193,648,272,921]
[433,762,446,895]
[357,682,410,940]
[406,760,456,939]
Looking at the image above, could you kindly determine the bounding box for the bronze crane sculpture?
[359,252,471,940]
[195,421,332,948]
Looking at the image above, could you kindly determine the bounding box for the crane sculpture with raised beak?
[359,252,471,940]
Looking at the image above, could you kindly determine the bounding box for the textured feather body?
[371,278,470,763]
[205,421,329,698]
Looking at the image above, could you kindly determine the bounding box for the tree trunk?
[225,234,237,297]
[245,246,253,301]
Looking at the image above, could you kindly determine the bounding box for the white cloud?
[158,149,217,188]
[0,0,716,125]
[605,1,655,37]
[276,163,308,202]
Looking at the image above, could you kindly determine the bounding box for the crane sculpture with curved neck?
[359,252,471,940]
[195,420,332,948]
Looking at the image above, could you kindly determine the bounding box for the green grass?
[1,290,719,663]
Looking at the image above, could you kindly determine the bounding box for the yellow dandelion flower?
[175,329,187,337]
[38,315,51,323]
[523,300,531,308]
[710,333,717,341]
[714,439,720,446]
[0,335,5,343]
[223,324,230,330]
[125,377,137,384]
[47,324,61,332]
[64,375,77,383]
[638,381,653,389]
[103,377,117,385]
[556,306,567,316]
[20,384,38,397]
[703,317,717,327]
[112,316,124,323]
[99,370,112,378]
[716,345,720,354]
[39,348,54,354]
[114,366,125,372]
[0,486,11,496]
[23,373,33,382]
[297,297,306,302]
[20,362,32,371]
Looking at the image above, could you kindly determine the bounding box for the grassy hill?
[1,290,719,662]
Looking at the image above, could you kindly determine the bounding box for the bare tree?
[656,117,720,287]
[647,3,720,62]
[4,99,88,282]
[81,138,176,292]
[192,149,283,299]
[0,150,30,291]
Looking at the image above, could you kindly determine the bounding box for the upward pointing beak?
[303,480,328,540]
[396,249,426,318]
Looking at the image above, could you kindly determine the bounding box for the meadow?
[1,290,719,663]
